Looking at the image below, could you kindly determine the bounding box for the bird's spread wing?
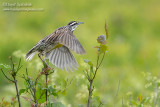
[45,46,78,72]
[45,27,86,54]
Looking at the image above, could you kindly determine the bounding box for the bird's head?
[67,21,84,31]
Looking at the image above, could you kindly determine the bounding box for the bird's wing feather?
[45,46,78,72]
[45,27,86,54]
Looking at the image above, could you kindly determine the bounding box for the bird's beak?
[78,22,84,24]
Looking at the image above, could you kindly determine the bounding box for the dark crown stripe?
[68,21,77,26]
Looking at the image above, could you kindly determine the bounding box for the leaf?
[105,20,109,39]
[84,59,89,63]
[84,59,93,66]
[61,90,66,96]
[61,80,67,89]
[91,96,102,107]
[131,100,138,106]
[45,102,66,107]
[99,44,108,53]
[36,89,46,103]
[38,83,43,90]
[19,89,26,96]
[88,61,93,66]
[56,90,61,95]
[11,97,16,102]
[2,101,9,106]
[141,97,150,104]
[52,102,66,107]
[24,81,28,89]
[138,94,142,102]
[93,96,101,101]
[16,58,23,73]
[90,66,94,74]
[21,96,29,101]
[78,104,84,107]
[48,85,58,96]
[0,64,11,70]
[137,104,143,107]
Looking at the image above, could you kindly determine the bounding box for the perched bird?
[26,21,86,72]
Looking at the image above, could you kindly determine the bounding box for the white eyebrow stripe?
[70,22,77,26]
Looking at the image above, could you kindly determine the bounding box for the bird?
[26,21,86,72]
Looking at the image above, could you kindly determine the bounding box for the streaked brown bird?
[26,21,86,71]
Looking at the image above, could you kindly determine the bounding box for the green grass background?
[0,0,160,106]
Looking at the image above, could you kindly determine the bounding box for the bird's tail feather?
[26,48,37,61]
[45,46,78,72]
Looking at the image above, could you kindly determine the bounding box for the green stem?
[92,52,105,80]
[1,69,14,82]
[45,73,48,104]
[87,80,93,107]
[87,52,105,107]
[13,76,21,107]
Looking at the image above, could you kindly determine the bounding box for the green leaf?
[78,104,84,107]
[92,96,101,101]
[84,59,89,63]
[19,89,26,96]
[88,61,93,66]
[52,102,66,107]
[61,90,66,96]
[99,44,108,53]
[141,97,150,104]
[61,80,67,89]
[157,82,160,88]
[84,59,93,66]
[90,66,94,74]
[138,94,143,102]
[16,58,22,73]
[36,89,46,103]
[0,64,11,70]
[137,104,143,107]
[91,96,102,107]
[53,85,56,88]
[105,20,109,39]
[24,81,28,89]
[131,100,138,106]
[48,86,58,96]
[38,83,43,90]
[45,102,66,107]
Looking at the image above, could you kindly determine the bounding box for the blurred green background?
[0,0,160,106]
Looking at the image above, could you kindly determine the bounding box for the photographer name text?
[3,2,32,7]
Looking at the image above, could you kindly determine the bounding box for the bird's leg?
[43,55,50,68]
[38,53,44,63]
[38,53,50,68]
[38,53,50,104]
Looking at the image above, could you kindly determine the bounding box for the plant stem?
[87,80,93,107]
[122,97,124,107]
[114,79,121,107]
[45,72,48,104]
[33,74,41,107]
[13,76,21,107]
[97,53,105,69]
[33,88,38,107]
[1,69,14,82]
[39,53,53,105]
[87,52,106,107]
[92,53,105,80]
[154,83,158,107]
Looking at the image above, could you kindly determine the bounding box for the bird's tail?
[45,46,78,72]
[26,48,37,61]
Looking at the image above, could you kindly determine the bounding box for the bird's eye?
[76,21,79,24]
